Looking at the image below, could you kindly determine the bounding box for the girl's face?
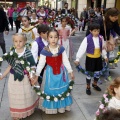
[32,13,36,19]
[22,17,30,27]
[109,15,118,22]
[48,31,58,47]
[13,36,26,49]
[90,29,100,37]
[38,17,44,24]
[114,86,120,99]
[61,19,67,27]
[28,12,32,17]
[40,7,44,13]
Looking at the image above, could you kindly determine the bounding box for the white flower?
[69,86,73,90]
[27,62,30,65]
[61,97,64,100]
[54,97,58,102]
[20,60,24,64]
[42,91,44,94]
[66,93,70,96]
[4,53,8,56]
[26,66,30,71]
[58,94,62,97]
[46,96,50,100]
[10,51,13,56]
[0,57,3,62]
[37,92,41,96]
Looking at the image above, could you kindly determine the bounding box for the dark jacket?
[80,11,88,20]
[86,14,100,36]
[100,20,120,40]
[61,9,71,14]
[0,10,9,32]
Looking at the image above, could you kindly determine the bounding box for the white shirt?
[31,18,38,23]
[15,47,26,58]
[31,38,48,63]
[76,36,107,61]
[36,45,73,76]
[108,97,120,110]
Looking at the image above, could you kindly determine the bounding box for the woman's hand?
[70,72,75,81]
[30,75,38,86]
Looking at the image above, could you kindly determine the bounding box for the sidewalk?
[0,30,120,120]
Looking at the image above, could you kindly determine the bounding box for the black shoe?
[92,84,101,91]
[86,88,91,95]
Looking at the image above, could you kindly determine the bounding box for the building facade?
[65,0,119,19]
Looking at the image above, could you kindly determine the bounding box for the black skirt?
[85,56,103,72]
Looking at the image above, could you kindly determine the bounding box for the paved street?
[0,29,120,120]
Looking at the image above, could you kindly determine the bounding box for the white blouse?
[15,47,26,58]
[76,36,107,61]
[108,97,120,110]
[36,46,73,76]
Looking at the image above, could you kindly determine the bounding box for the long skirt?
[8,74,39,118]
[39,65,73,114]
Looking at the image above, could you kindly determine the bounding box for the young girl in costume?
[31,11,38,23]
[18,16,38,44]
[95,77,120,120]
[57,17,74,59]
[107,77,120,109]
[0,33,38,120]
[31,28,75,114]
[74,23,108,95]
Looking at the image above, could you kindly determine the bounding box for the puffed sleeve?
[62,51,73,73]
[35,54,46,76]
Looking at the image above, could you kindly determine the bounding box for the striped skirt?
[8,74,39,119]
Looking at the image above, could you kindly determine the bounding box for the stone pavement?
[0,29,120,120]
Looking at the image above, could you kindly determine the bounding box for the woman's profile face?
[109,15,118,22]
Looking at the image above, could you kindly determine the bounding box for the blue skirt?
[42,65,73,109]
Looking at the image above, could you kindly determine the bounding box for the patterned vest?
[86,33,102,54]
[36,37,45,58]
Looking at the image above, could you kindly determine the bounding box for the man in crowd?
[0,6,9,54]
[80,8,88,31]
[61,2,71,14]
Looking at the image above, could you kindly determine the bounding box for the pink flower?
[103,94,108,98]
[99,104,104,109]
[96,109,100,116]
[103,108,107,113]
[24,70,29,74]
[105,98,109,103]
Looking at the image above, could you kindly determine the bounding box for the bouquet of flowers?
[96,93,112,120]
